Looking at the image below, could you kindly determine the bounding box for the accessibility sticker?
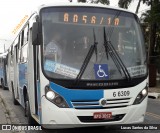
[44,60,79,78]
[94,64,109,80]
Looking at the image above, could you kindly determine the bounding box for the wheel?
[11,83,19,105]
[24,94,37,125]
[1,79,5,90]
[1,79,8,90]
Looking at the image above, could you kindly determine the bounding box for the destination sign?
[63,13,120,26]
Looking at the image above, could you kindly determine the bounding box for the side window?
[11,46,13,56]
[23,24,29,45]
[10,46,14,67]
[21,44,28,62]
[15,45,18,63]
[21,31,24,46]
[13,37,18,64]
[10,53,14,67]
[18,34,22,63]
[0,58,1,66]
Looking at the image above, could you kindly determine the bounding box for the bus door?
[14,34,22,100]
[3,57,8,87]
[18,25,29,106]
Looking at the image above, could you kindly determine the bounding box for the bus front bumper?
[41,96,147,129]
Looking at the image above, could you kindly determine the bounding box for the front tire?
[1,79,6,90]
[24,94,37,125]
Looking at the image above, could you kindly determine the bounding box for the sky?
[0,0,149,53]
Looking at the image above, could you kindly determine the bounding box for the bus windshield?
[41,7,147,81]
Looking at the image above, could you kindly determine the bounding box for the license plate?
[93,112,112,119]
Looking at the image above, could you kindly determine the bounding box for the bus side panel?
[13,47,19,99]
[7,52,15,92]
[0,59,3,86]
[18,63,28,107]
[3,58,8,87]
[27,24,37,117]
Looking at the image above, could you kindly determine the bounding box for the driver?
[44,31,62,63]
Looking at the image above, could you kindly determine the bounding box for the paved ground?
[148,80,160,98]
[0,87,160,133]
[148,87,160,98]
[0,96,12,133]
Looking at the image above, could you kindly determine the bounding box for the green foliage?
[78,0,86,2]
[118,0,132,9]
[141,0,160,65]
[78,0,110,5]
[92,0,110,5]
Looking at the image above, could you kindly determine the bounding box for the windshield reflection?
[41,8,147,80]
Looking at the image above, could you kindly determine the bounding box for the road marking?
[146,112,160,119]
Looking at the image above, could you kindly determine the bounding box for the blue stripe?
[37,81,42,124]
[50,82,103,108]
[19,63,27,88]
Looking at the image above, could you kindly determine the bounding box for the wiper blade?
[103,27,131,81]
[75,29,98,84]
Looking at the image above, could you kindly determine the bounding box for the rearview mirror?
[32,22,39,45]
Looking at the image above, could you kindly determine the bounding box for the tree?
[78,0,110,5]
[141,0,160,77]
[118,0,132,9]
[78,0,86,2]
[91,0,110,5]
[118,0,149,14]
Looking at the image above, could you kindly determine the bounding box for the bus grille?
[77,114,125,123]
[71,98,131,109]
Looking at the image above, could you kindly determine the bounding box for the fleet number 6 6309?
[113,91,130,97]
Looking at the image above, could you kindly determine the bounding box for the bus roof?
[36,2,134,15]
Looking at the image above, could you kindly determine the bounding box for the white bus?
[8,2,148,128]
[0,52,8,90]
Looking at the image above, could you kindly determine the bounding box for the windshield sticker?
[54,63,79,78]
[44,60,79,78]
[127,65,146,77]
[44,60,56,72]
[94,64,109,80]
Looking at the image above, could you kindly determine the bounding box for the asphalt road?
[0,88,160,133]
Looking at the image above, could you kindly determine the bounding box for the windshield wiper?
[75,29,98,84]
[103,27,131,81]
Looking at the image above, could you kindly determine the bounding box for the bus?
[8,2,148,128]
[0,52,8,90]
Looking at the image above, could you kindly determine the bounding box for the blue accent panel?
[19,63,27,88]
[50,82,103,108]
[37,81,42,124]
[0,68,3,78]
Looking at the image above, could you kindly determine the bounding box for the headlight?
[46,91,55,100]
[45,86,69,108]
[133,85,148,105]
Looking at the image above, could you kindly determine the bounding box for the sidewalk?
[148,80,160,99]
[148,87,160,99]
[0,96,12,133]
[0,90,25,133]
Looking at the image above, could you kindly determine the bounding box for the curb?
[148,92,160,99]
